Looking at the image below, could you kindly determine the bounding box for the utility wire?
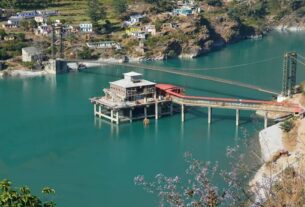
[297,53,305,61]
[290,55,305,67]
[179,56,281,71]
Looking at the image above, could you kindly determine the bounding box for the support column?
[144,107,147,118]
[264,111,268,129]
[155,101,159,120]
[208,107,212,124]
[236,109,240,126]
[129,109,133,123]
[116,111,119,125]
[181,104,185,123]
[99,105,102,118]
[94,104,97,116]
[110,110,114,123]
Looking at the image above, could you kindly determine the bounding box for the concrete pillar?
[111,110,114,123]
[155,101,159,120]
[129,109,133,123]
[99,105,102,118]
[181,104,185,123]
[116,111,119,125]
[144,107,147,118]
[236,109,240,126]
[264,111,268,129]
[170,103,173,116]
[94,104,97,116]
[208,107,212,124]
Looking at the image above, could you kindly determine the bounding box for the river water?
[1,31,305,206]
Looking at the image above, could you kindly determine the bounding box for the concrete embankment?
[274,24,305,32]
[250,113,305,204]
[0,69,47,78]
[259,123,284,161]
[250,123,288,204]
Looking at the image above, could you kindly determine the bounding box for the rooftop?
[22,47,41,55]
[110,79,155,88]
[110,72,155,88]
[124,72,142,77]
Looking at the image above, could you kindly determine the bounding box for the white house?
[22,47,42,62]
[86,41,121,50]
[37,10,58,16]
[34,15,47,23]
[131,31,146,39]
[79,23,93,33]
[17,10,38,19]
[7,16,23,26]
[144,25,156,36]
[130,14,145,24]
[34,24,52,36]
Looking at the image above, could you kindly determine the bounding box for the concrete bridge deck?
[156,84,303,128]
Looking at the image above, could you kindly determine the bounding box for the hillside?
[1,0,305,64]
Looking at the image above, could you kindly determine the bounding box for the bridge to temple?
[156,84,303,128]
[64,52,305,127]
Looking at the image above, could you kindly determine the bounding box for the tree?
[0,49,9,60]
[87,0,106,31]
[206,0,222,7]
[19,19,29,30]
[113,0,128,15]
[280,119,295,133]
[78,47,94,59]
[289,0,305,11]
[0,29,6,39]
[0,179,56,207]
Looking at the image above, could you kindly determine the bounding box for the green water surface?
[1,31,305,206]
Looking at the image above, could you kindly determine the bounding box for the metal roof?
[124,71,142,77]
[22,47,41,55]
[110,79,155,89]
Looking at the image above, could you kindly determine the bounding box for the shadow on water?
[187,108,253,126]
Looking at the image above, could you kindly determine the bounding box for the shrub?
[280,119,295,133]
[206,0,222,7]
[0,179,55,207]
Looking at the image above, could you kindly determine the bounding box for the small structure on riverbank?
[22,47,42,62]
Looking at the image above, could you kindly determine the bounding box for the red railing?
[156,84,303,113]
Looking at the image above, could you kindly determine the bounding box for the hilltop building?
[16,10,38,19]
[86,41,121,50]
[79,23,93,33]
[6,16,23,27]
[34,15,48,23]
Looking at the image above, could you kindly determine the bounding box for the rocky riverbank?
[250,93,305,205]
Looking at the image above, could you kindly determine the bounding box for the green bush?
[0,179,55,207]
[280,119,295,133]
[206,0,222,7]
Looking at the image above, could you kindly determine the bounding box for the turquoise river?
[1,32,305,206]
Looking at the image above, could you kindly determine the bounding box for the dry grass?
[282,121,299,151]
[264,166,305,206]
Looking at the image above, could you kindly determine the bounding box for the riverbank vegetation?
[0,179,55,207]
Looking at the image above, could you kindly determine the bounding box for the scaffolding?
[282,52,297,97]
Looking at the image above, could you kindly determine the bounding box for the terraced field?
[47,0,121,24]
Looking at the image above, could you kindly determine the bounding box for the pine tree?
[87,0,106,31]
